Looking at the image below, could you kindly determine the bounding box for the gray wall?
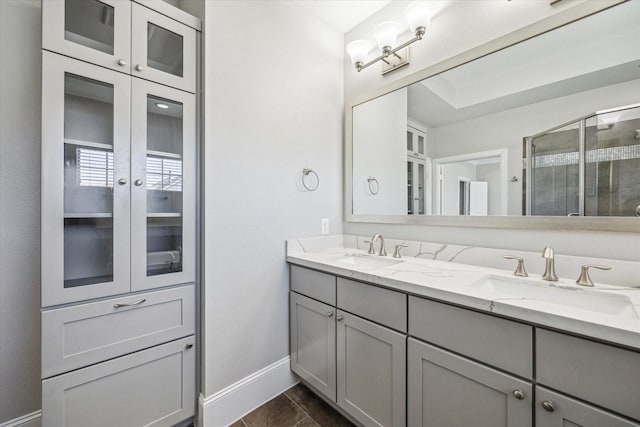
[0,0,42,423]
[344,0,640,262]
[201,0,343,397]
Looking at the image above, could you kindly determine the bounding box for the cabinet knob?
[118,178,127,185]
[336,314,344,322]
[512,389,525,400]
[327,312,334,318]
[134,179,144,186]
[185,343,193,349]
[117,58,127,66]
[541,401,555,412]
[135,64,144,72]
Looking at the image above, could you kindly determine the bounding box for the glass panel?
[63,73,114,287]
[530,122,580,216]
[147,23,184,77]
[406,131,413,151]
[418,135,425,155]
[65,0,115,55]
[418,163,425,214]
[146,95,183,276]
[584,107,640,216]
[407,161,413,214]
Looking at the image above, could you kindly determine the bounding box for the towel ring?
[367,176,380,195]
[302,168,319,191]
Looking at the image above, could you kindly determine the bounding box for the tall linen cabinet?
[40,1,200,425]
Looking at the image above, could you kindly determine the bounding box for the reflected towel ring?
[302,168,319,191]
[367,176,380,195]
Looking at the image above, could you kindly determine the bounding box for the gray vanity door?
[290,292,336,400]
[407,338,531,427]
[536,387,640,427]
[336,311,406,427]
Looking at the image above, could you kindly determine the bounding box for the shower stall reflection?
[525,104,640,217]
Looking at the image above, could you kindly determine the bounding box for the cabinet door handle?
[541,401,555,412]
[113,298,146,308]
[327,312,334,317]
[336,314,344,321]
[134,179,144,186]
[185,343,194,349]
[512,389,525,400]
[117,58,127,66]
[118,178,127,185]
[135,64,144,72]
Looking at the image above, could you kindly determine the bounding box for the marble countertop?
[286,236,640,350]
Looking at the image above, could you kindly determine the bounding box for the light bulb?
[373,21,402,51]
[346,40,372,65]
[404,2,431,36]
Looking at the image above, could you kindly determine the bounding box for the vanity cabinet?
[407,338,532,427]
[535,329,640,425]
[41,2,199,425]
[290,266,406,427]
[42,0,196,93]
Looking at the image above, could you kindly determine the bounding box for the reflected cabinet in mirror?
[347,1,640,231]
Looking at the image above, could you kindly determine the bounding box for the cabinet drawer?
[537,329,640,421]
[338,278,406,332]
[42,336,196,427]
[291,265,336,305]
[42,285,195,378]
[409,296,532,378]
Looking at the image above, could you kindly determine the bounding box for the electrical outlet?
[321,218,329,235]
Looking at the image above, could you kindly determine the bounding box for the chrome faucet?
[366,234,387,256]
[541,246,558,282]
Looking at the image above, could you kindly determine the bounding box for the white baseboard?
[0,411,41,427]
[198,356,297,427]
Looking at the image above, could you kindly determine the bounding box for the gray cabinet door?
[407,338,532,427]
[42,336,196,427]
[536,387,639,427]
[290,292,336,400]
[337,310,406,427]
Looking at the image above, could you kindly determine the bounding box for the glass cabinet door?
[130,79,195,291]
[42,0,132,73]
[131,3,196,93]
[41,52,131,307]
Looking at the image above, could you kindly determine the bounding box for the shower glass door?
[584,106,640,216]
[529,122,581,216]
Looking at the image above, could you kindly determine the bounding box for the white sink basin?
[470,275,638,319]
[334,254,403,269]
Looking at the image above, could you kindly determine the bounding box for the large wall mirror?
[346,0,640,231]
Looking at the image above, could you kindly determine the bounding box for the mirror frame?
[345,0,640,232]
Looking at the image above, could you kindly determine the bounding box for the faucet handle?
[503,255,528,277]
[363,240,376,255]
[393,244,408,259]
[576,264,612,287]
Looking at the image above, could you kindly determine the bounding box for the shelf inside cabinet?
[65,213,113,219]
[64,275,113,289]
[147,213,182,218]
[147,149,182,159]
[64,138,112,151]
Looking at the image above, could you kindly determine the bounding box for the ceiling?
[295,1,391,33]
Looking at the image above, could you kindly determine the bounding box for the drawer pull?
[113,298,147,308]
[327,312,334,318]
[185,343,194,349]
[512,389,525,400]
[541,401,555,412]
[336,314,344,322]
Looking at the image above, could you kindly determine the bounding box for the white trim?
[198,356,297,427]
[0,411,41,427]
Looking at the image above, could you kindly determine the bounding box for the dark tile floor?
[229,383,355,427]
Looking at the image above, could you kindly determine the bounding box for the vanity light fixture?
[155,102,169,109]
[346,1,431,75]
